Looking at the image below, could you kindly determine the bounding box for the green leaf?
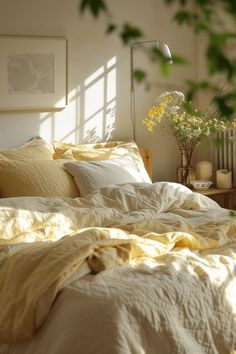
[201,7,213,22]
[173,10,200,25]
[214,95,234,119]
[195,0,212,6]
[164,0,188,5]
[173,9,210,33]
[120,23,143,44]
[106,23,117,34]
[171,54,188,65]
[206,44,234,80]
[149,48,171,76]
[221,0,236,18]
[133,69,146,83]
[210,32,236,49]
[185,79,217,101]
[173,10,193,25]
[186,79,212,90]
[160,61,170,77]
[80,0,107,17]
[151,47,171,62]
[195,0,214,18]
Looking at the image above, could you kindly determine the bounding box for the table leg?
[224,194,229,209]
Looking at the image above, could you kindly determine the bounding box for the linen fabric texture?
[0,158,79,198]
[64,155,151,196]
[0,137,54,161]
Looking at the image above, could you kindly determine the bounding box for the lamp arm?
[132,39,163,46]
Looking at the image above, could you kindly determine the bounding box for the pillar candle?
[216,169,232,189]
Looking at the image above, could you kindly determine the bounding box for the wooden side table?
[195,187,236,209]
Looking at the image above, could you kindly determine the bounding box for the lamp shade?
[158,42,173,64]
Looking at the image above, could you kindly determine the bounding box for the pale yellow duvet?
[0,182,236,354]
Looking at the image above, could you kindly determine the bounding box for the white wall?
[0,0,197,181]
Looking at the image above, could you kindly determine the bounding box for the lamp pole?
[130,40,173,142]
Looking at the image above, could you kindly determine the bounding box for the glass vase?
[177,149,196,187]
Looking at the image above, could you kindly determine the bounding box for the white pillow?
[64,155,151,196]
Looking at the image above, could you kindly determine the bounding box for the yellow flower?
[165,95,173,104]
[143,90,227,149]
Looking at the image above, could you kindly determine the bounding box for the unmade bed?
[0,138,236,354]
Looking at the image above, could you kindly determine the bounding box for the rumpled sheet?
[0,182,236,354]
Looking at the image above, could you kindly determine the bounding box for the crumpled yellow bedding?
[0,182,236,353]
[1,226,230,344]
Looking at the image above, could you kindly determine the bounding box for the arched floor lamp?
[130,40,173,141]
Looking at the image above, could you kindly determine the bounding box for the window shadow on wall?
[39,56,117,144]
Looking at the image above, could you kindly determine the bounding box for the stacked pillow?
[64,155,151,197]
[0,138,151,198]
[0,137,79,198]
[0,136,54,161]
[53,140,152,196]
[53,140,151,178]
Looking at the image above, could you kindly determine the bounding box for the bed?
[0,137,236,354]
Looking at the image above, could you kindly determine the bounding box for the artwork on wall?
[0,36,67,111]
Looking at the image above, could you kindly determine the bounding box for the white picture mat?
[0,36,67,111]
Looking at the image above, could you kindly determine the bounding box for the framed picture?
[0,36,67,111]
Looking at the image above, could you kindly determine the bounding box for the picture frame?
[0,36,67,112]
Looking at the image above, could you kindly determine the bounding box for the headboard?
[138,147,152,181]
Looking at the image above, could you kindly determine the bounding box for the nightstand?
[195,187,236,209]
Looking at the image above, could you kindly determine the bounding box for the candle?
[216,169,232,189]
[196,161,213,181]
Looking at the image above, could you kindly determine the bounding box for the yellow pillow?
[0,159,79,198]
[0,137,54,161]
[53,140,139,159]
[53,140,149,178]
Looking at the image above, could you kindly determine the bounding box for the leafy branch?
[79,0,236,121]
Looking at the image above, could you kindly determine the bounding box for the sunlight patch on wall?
[53,87,80,142]
[84,111,104,141]
[85,77,104,119]
[107,68,116,102]
[105,101,116,138]
[83,56,117,142]
[39,57,117,144]
[107,56,116,69]
[85,66,104,86]
[39,87,80,142]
